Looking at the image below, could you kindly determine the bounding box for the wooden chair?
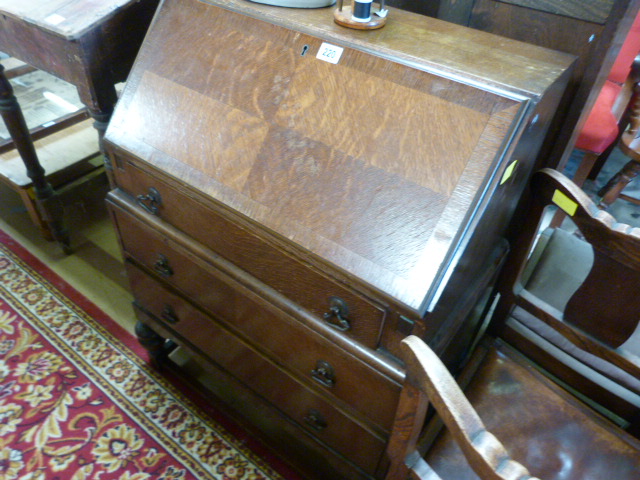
[385,335,640,479]
[597,79,640,206]
[492,168,640,434]
[571,11,640,188]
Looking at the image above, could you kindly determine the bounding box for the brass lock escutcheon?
[323,296,351,331]
[136,187,162,215]
[153,254,173,277]
[160,305,179,324]
[311,360,336,388]
[303,409,328,431]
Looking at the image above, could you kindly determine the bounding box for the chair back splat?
[493,168,640,435]
[528,169,640,347]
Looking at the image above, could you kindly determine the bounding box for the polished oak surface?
[107,0,573,314]
[0,0,144,37]
[105,1,574,476]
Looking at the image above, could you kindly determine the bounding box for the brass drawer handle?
[161,305,179,324]
[323,297,351,331]
[303,409,327,431]
[153,254,174,277]
[136,187,162,215]
[311,360,335,388]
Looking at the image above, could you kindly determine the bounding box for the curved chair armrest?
[399,336,540,480]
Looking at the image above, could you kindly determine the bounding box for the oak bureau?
[103,0,574,477]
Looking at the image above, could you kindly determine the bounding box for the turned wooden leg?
[134,320,171,368]
[0,63,70,252]
[597,159,640,207]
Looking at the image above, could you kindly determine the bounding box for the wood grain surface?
[107,0,573,314]
[497,0,614,24]
[0,0,143,38]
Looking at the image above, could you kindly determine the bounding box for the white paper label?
[45,14,66,25]
[316,42,344,65]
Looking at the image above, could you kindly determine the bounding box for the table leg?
[0,63,71,253]
[88,106,115,187]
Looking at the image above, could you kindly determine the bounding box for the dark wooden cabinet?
[104,0,573,478]
[434,0,640,172]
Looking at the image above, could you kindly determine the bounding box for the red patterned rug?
[0,229,298,480]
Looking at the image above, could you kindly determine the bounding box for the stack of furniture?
[493,167,640,435]
[103,0,573,478]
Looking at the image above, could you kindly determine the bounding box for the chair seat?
[424,340,640,480]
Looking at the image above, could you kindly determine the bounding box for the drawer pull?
[323,297,351,331]
[161,305,180,324]
[154,254,174,277]
[303,409,328,431]
[137,187,162,215]
[311,360,336,388]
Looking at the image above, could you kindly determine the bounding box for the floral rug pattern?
[0,235,283,480]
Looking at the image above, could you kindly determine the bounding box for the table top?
[0,0,142,39]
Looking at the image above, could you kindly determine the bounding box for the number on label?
[316,42,344,64]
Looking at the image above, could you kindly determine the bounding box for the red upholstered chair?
[572,13,640,186]
[597,80,640,206]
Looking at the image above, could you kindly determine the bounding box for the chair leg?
[572,151,600,187]
[597,159,640,207]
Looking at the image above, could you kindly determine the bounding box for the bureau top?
[106,0,573,314]
[207,0,573,97]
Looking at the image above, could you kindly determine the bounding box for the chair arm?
[401,336,540,480]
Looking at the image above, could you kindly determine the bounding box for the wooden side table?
[0,0,159,251]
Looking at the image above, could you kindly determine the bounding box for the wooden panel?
[470,0,600,58]
[438,0,476,24]
[385,0,439,17]
[126,262,387,474]
[497,0,614,24]
[111,202,401,429]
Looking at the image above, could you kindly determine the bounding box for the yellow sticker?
[500,160,518,185]
[552,189,578,216]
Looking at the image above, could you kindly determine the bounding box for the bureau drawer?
[128,263,387,474]
[111,155,386,349]
[111,202,400,430]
